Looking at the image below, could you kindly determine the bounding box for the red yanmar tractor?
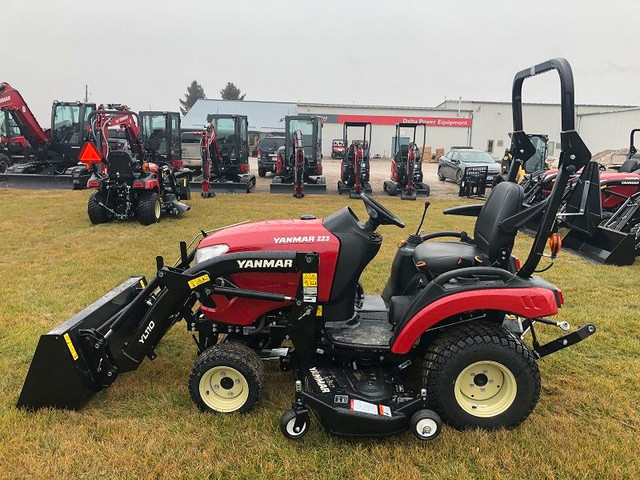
[19,58,595,442]
[80,107,190,225]
[0,82,97,189]
[270,115,326,196]
[338,122,372,198]
[383,123,430,200]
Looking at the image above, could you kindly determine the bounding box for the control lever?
[415,201,431,235]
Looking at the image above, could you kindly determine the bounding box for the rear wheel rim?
[199,366,249,412]
[154,199,161,219]
[454,360,517,417]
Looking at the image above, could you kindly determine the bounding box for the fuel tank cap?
[300,214,316,220]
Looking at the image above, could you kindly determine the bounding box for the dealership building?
[182,98,637,159]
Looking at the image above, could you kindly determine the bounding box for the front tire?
[189,342,265,414]
[138,191,161,225]
[456,169,463,185]
[437,167,445,181]
[258,166,266,177]
[423,321,540,430]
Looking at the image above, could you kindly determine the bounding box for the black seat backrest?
[619,157,640,173]
[473,181,524,264]
[107,150,137,181]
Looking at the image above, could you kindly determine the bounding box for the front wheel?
[189,341,265,414]
[437,167,445,181]
[456,169,463,185]
[138,191,161,225]
[423,321,540,430]
[280,409,310,439]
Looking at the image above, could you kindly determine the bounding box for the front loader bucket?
[0,173,78,190]
[17,276,146,410]
[562,226,636,266]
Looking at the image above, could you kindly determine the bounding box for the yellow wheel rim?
[454,361,517,418]
[154,200,161,219]
[199,366,249,412]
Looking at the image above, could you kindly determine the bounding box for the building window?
[487,140,494,153]
[497,139,503,147]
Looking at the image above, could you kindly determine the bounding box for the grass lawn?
[0,189,638,480]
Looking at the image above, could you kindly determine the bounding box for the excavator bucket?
[17,276,147,410]
[189,175,256,194]
[269,180,327,194]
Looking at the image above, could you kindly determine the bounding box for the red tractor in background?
[383,123,431,200]
[337,121,372,198]
[80,108,190,225]
[0,82,97,189]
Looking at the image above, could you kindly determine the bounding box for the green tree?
[220,82,246,100]
[179,80,206,115]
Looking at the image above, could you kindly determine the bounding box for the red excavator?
[0,82,97,189]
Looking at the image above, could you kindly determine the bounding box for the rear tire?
[189,341,265,414]
[138,191,161,225]
[0,153,11,173]
[87,191,112,224]
[423,321,540,430]
[258,167,266,177]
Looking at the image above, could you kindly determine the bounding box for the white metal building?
[577,107,640,154]
[182,98,637,159]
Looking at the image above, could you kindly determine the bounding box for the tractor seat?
[106,150,138,181]
[618,156,640,173]
[413,181,524,277]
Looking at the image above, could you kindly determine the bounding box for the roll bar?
[629,128,640,156]
[512,58,592,278]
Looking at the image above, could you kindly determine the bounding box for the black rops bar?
[510,58,592,278]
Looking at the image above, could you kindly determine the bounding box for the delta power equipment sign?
[317,114,472,127]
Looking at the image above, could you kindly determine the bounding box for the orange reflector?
[142,162,149,171]
[79,142,102,163]
[549,233,562,257]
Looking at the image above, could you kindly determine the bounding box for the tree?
[220,82,246,100]
[179,80,206,115]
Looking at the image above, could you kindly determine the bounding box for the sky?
[3,0,639,124]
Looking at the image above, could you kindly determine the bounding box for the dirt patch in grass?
[0,189,638,479]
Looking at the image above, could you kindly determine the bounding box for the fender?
[390,287,558,354]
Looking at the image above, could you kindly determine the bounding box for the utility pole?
[84,85,88,102]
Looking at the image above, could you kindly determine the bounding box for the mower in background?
[331,138,345,159]
[80,108,190,225]
[18,58,597,443]
[191,114,256,194]
[270,115,326,195]
[383,123,430,200]
[0,82,96,189]
[338,121,372,198]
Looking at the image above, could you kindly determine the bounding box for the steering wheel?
[360,193,405,229]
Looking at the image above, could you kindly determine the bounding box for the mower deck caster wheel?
[280,409,310,439]
[410,409,442,441]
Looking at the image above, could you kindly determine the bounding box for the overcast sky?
[4,0,639,124]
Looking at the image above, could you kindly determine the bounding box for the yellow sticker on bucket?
[188,274,211,289]
[63,333,79,361]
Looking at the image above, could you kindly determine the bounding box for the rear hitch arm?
[531,323,596,359]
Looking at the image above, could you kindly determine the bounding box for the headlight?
[194,244,229,264]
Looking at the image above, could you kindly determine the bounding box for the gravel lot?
[249,157,462,199]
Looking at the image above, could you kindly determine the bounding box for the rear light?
[133,181,144,188]
[257,148,262,158]
[171,160,183,169]
[514,256,521,271]
[316,165,322,175]
[88,180,100,188]
[557,289,564,306]
[238,163,249,173]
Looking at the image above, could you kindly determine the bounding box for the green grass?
[0,189,638,480]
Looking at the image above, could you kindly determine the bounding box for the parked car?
[438,148,500,185]
[331,139,345,159]
[257,136,285,177]
[181,130,204,172]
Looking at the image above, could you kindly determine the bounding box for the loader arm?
[18,249,320,410]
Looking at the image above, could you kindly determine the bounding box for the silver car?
[438,148,500,185]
